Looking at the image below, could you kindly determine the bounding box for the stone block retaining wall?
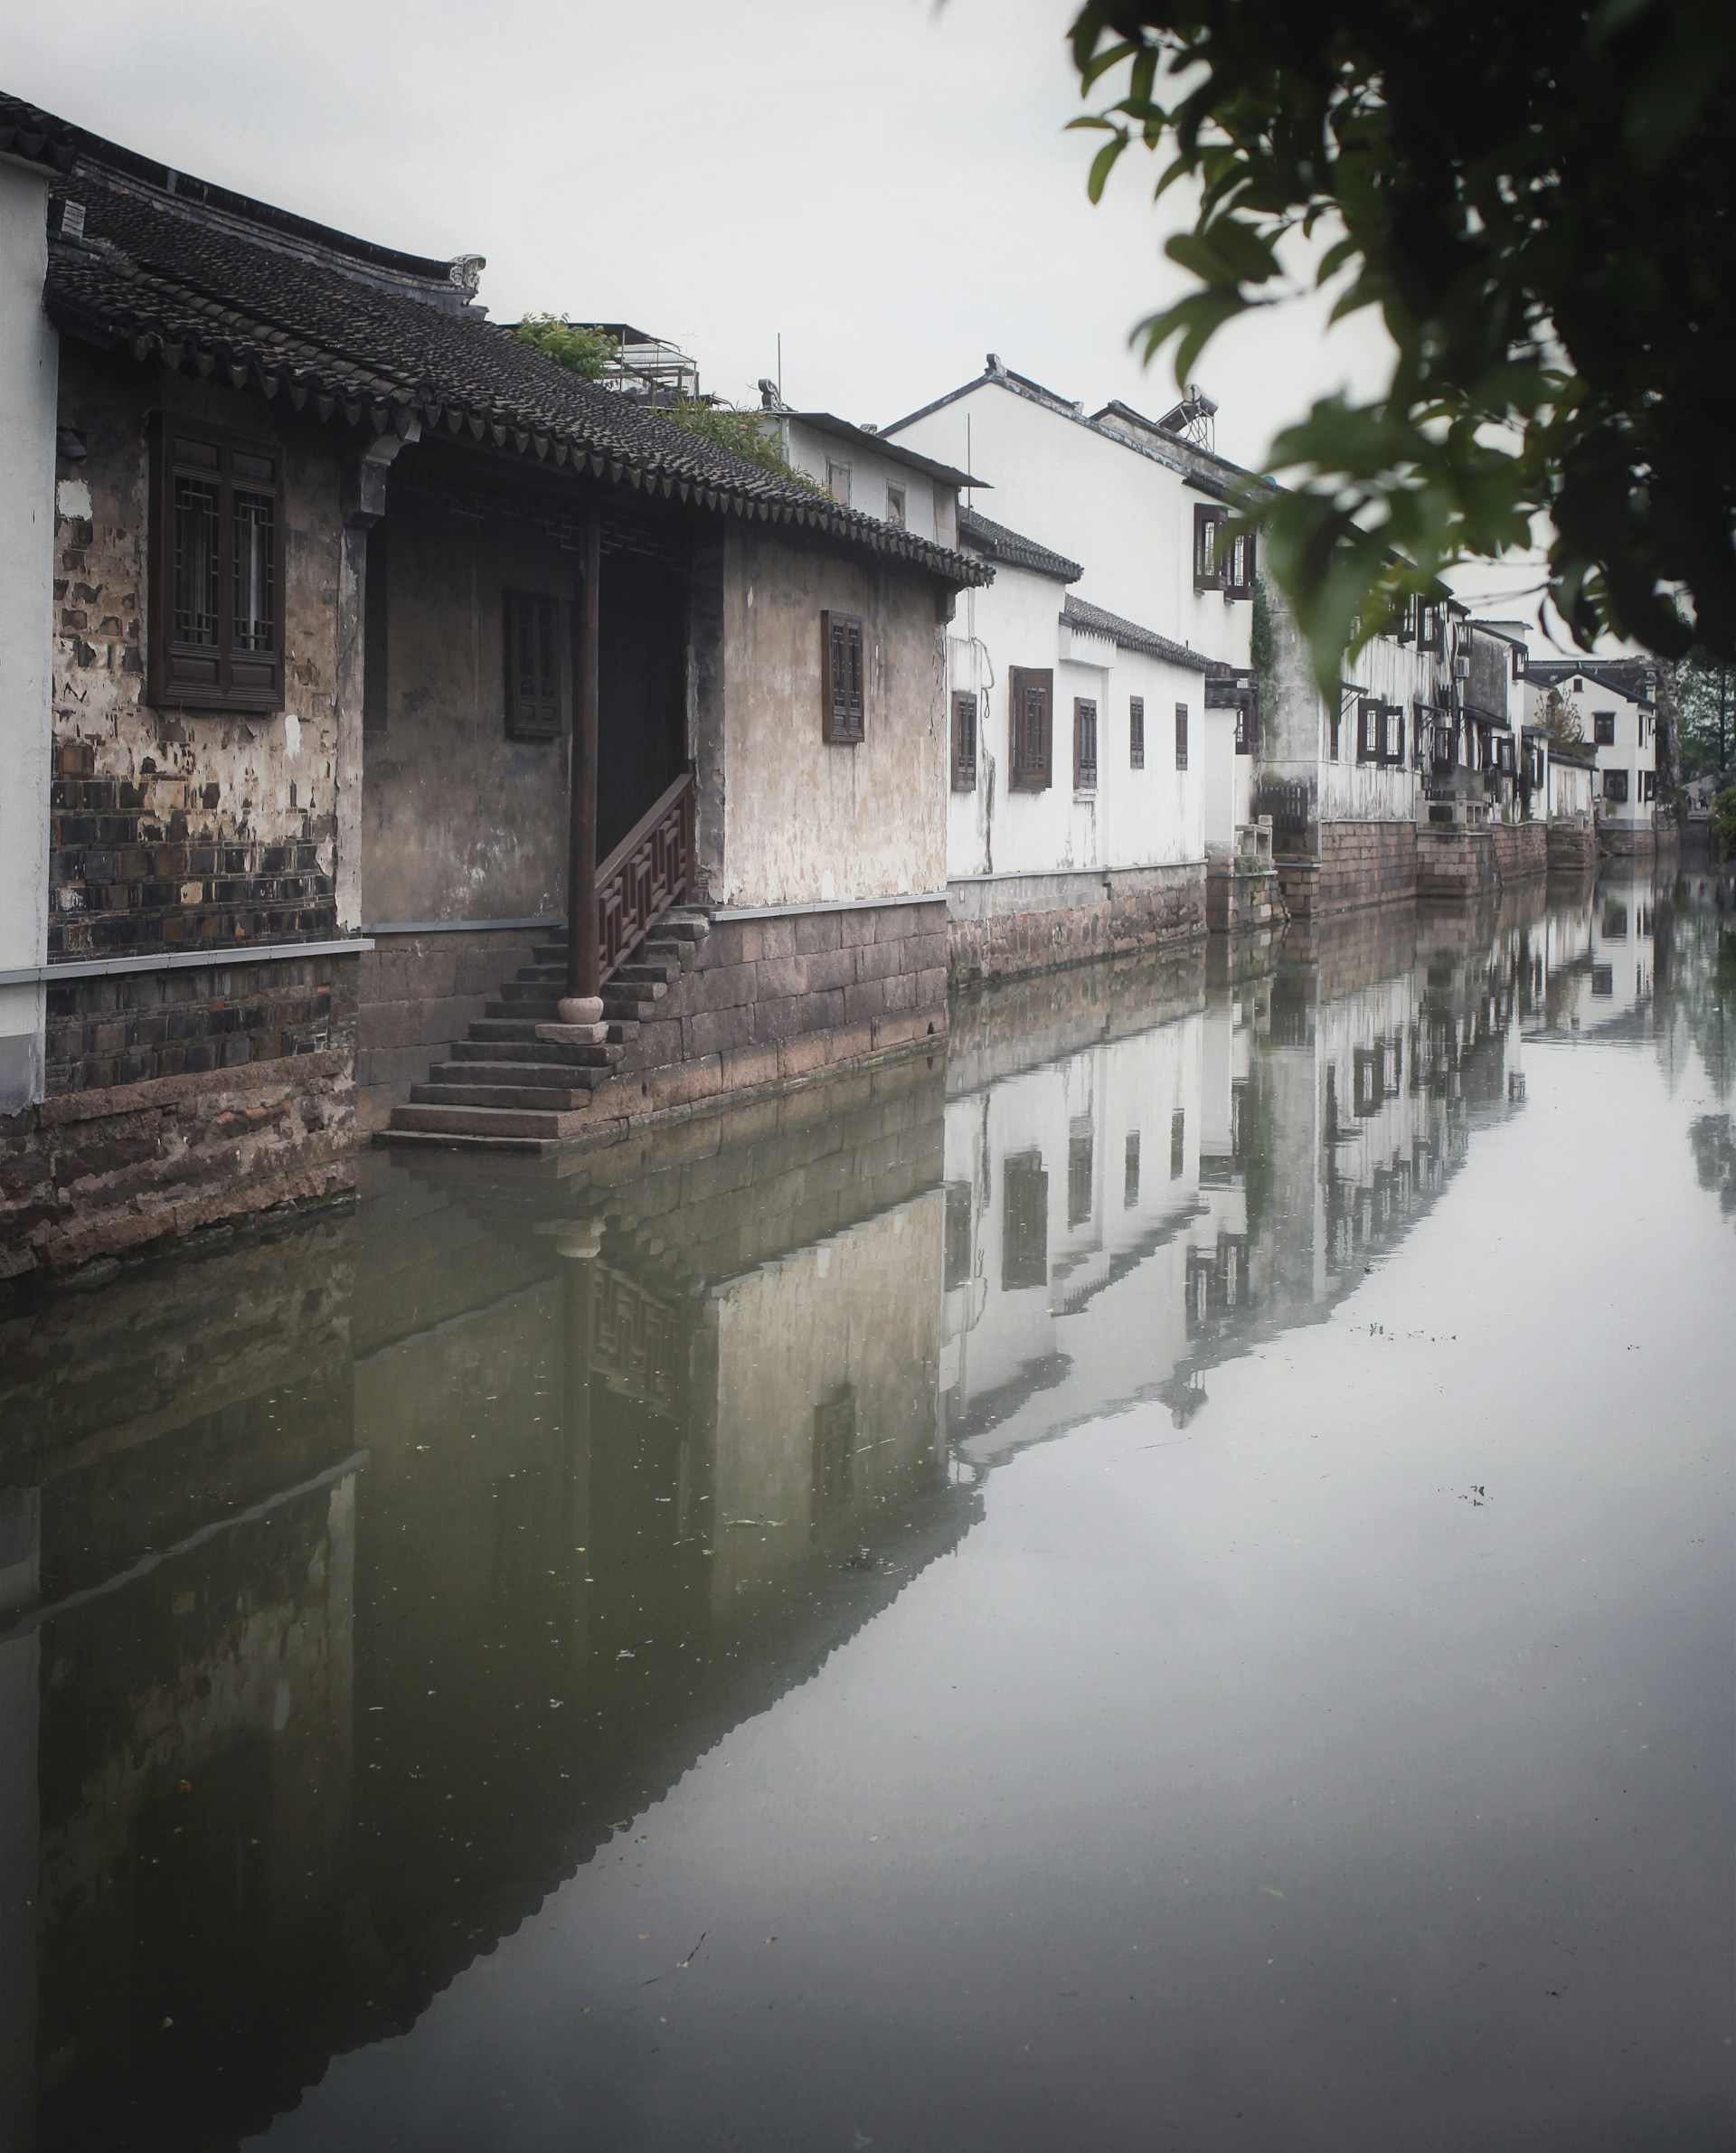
[947,864,1204,987]
[0,1045,356,1284]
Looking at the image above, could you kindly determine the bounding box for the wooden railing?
[596,770,693,983]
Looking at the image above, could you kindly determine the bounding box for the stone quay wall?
[0,1042,356,1285]
[946,864,1204,988]
[1548,821,1599,875]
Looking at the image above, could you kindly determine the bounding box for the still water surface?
[2,873,1731,2151]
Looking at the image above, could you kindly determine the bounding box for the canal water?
[1,870,1731,2152]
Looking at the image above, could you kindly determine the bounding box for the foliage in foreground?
[1069,0,1736,689]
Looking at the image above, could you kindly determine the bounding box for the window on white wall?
[884,483,906,528]
[826,460,852,506]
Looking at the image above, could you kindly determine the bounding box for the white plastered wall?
[891,382,1250,675]
[0,160,56,1111]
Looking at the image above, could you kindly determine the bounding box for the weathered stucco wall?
[50,346,345,963]
[0,161,57,1113]
[717,527,947,909]
[361,457,574,927]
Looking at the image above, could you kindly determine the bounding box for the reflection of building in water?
[1524,873,1656,1032]
[941,903,1533,1467]
[0,1055,965,2148]
[0,1220,359,2150]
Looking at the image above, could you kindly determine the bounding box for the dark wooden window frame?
[1222,524,1257,601]
[821,610,866,745]
[1234,698,1256,756]
[1603,766,1629,803]
[148,415,285,713]
[951,688,978,790]
[1175,701,1190,770]
[1593,711,1617,746]
[1007,666,1053,790]
[503,588,567,740]
[1382,702,1405,766]
[1128,694,1145,769]
[1194,503,1226,592]
[1357,696,1383,764]
[1073,696,1099,792]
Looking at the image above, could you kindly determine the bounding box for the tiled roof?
[1525,656,1656,707]
[958,505,1080,583]
[17,93,986,587]
[1061,594,1214,674]
[0,94,78,173]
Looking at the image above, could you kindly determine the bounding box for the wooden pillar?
[561,501,602,1024]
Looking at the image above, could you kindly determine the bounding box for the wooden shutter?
[951,690,978,789]
[1128,695,1145,769]
[504,590,562,739]
[1382,702,1404,764]
[1194,505,1225,591]
[148,418,284,713]
[1357,697,1382,762]
[1007,666,1052,790]
[1073,698,1098,791]
[1175,702,1189,770]
[821,611,865,744]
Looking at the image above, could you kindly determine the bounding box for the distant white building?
[885,359,1261,977]
[1526,657,1660,855]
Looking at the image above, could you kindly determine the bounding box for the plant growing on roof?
[1066,0,1736,690]
[648,399,825,490]
[513,316,620,380]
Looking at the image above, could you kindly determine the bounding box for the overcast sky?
[11,0,1552,619]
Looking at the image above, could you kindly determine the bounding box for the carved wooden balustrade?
[596,770,693,984]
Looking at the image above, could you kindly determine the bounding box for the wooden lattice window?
[1194,503,1225,591]
[1357,696,1382,763]
[148,419,284,712]
[1593,712,1616,745]
[1222,524,1257,600]
[1128,695,1145,769]
[504,590,563,739]
[1074,698,1099,792]
[821,611,865,744]
[1008,666,1053,790]
[952,690,978,789]
[1603,766,1628,803]
[1175,702,1189,770]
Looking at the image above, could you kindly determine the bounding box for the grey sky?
[10,0,1552,619]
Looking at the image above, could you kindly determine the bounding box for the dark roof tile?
[958,505,1080,582]
[1061,593,1213,674]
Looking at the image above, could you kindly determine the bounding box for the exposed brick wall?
[52,351,344,968]
[50,737,336,960]
[1547,822,1598,874]
[45,952,354,1094]
[0,1049,356,1284]
[1487,821,1548,882]
[947,865,1204,987]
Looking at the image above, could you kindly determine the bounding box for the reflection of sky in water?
[2,873,1731,2153]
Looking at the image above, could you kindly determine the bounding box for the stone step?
[467,1015,561,1043]
[429,1059,614,1092]
[390,1101,589,1140]
[600,996,658,1023]
[484,996,559,1021]
[411,1081,600,1112]
[605,1020,640,1044]
[494,978,561,1005]
[447,1037,620,1068]
[378,1128,555,1156]
[609,961,679,988]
